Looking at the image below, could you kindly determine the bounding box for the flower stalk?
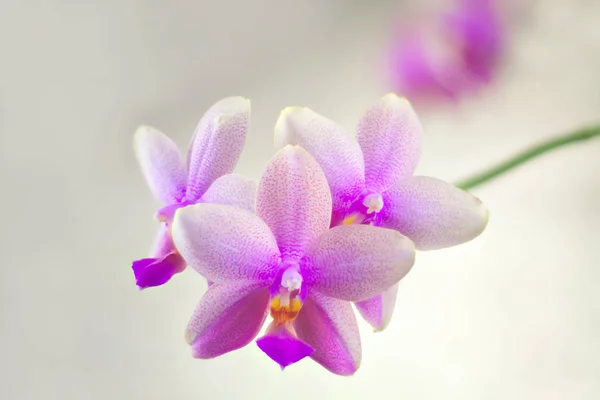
[455,124,600,190]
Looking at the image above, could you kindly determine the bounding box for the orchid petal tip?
[184,330,196,345]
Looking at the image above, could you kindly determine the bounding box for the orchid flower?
[131,97,255,289]
[389,0,503,103]
[274,93,489,331]
[171,145,416,375]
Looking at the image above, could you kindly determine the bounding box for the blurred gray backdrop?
[1,0,599,399]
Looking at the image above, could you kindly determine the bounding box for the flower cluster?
[131,94,488,375]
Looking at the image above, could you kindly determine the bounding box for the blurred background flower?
[388,0,505,105]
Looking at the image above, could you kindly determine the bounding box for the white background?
[1,0,599,399]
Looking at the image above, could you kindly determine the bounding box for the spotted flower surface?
[171,145,416,375]
[275,93,489,331]
[132,97,255,289]
[389,0,503,103]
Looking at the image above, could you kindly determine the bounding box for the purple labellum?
[132,252,186,289]
[256,323,313,370]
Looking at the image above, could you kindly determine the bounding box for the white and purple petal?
[380,176,489,250]
[171,203,280,284]
[293,292,361,376]
[256,145,332,262]
[302,224,415,302]
[356,94,422,192]
[186,281,270,359]
[133,126,187,204]
[199,173,257,213]
[185,97,250,201]
[274,107,365,220]
[354,283,399,332]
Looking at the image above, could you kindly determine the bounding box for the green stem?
[455,124,600,191]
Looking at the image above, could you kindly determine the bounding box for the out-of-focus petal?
[302,224,415,302]
[356,94,423,192]
[445,0,503,83]
[185,97,250,201]
[133,126,187,204]
[390,32,455,102]
[256,322,313,369]
[354,283,399,332]
[172,203,280,284]
[256,145,332,262]
[274,107,365,217]
[381,176,489,250]
[186,281,269,359]
[293,292,361,376]
[200,173,257,213]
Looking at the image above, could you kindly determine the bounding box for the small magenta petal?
[171,203,280,283]
[132,225,186,289]
[185,97,250,201]
[186,281,269,358]
[256,322,313,369]
[200,173,257,213]
[132,252,186,289]
[380,176,489,250]
[274,107,365,221]
[357,94,423,192]
[302,225,415,302]
[294,292,361,376]
[354,283,399,332]
[133,126,187,204]
[256,145,332,262]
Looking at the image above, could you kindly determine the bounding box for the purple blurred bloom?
[390,0,503,103]
[132,97,255,289]
[275,93,489,331]
[171,146,415,375]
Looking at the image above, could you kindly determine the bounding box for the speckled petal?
[302,224,415,302]
[256,145,332,262]
[200,173,257,213]
[380,176,489,250]
[357,94,422,192]
[186,281,269,359]
[185,97,250,201]
[171,203,280,284]
[354,283,399,332]
[293,291,361,376]
[274,107,365,219]
[133,126,187,204]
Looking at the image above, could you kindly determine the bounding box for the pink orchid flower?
[131,97,255,289]
[390,0,504,103]
[274,93,489,331]
[171,145,416,375]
